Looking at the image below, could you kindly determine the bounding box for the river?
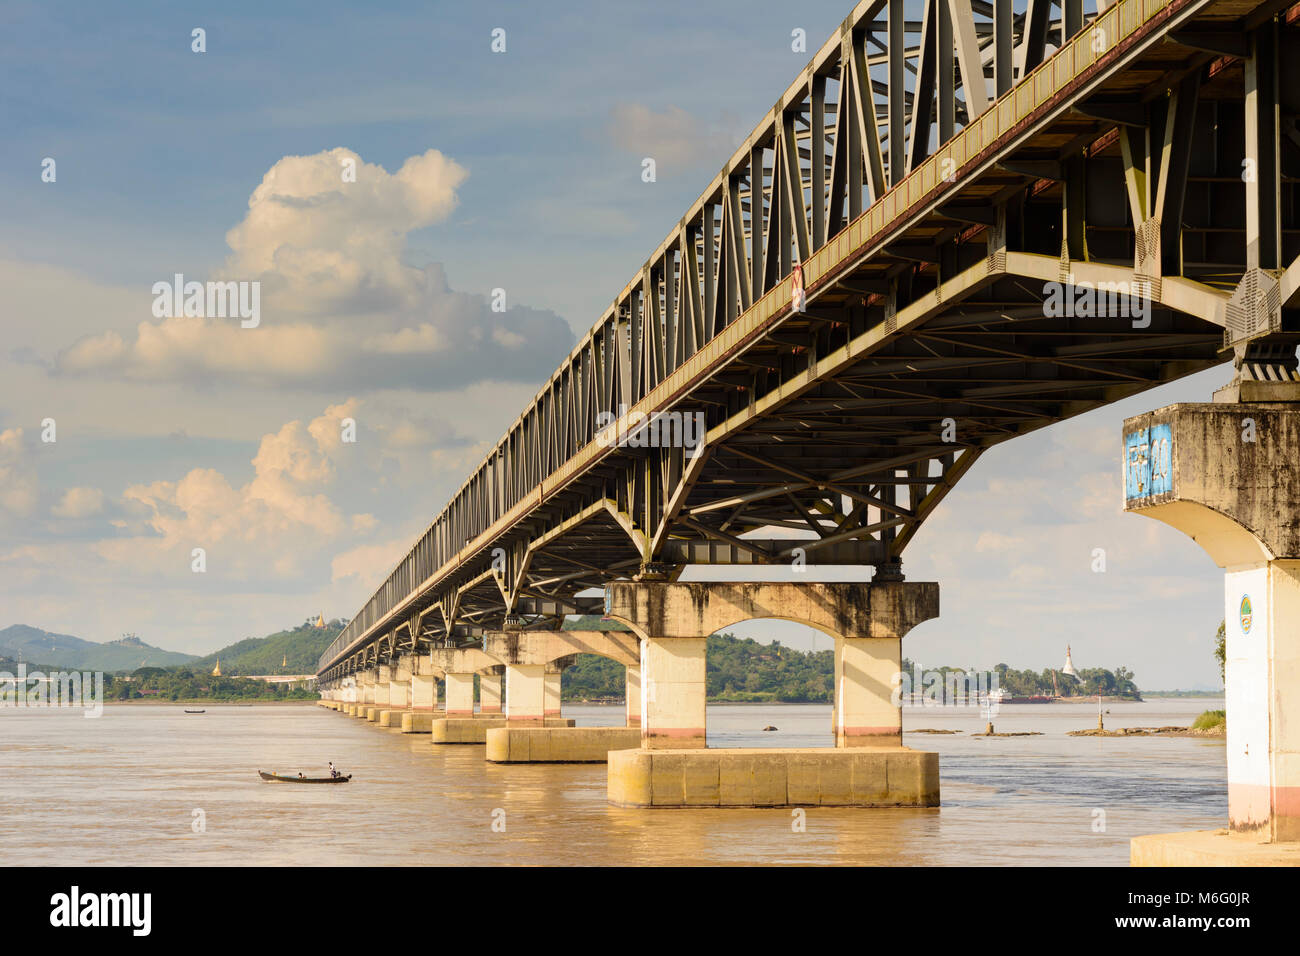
[0,698,1226,865]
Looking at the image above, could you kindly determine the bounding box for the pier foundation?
[1126,400,1300,861]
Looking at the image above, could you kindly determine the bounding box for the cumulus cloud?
[52,148,574,391]
[96,401,372,581]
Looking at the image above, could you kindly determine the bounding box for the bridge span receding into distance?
[317,0,1300,860]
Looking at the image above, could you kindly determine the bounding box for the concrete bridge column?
[1125,401,1300,858]
[638,637,707,750]
[411,675,438,711]
[625,665,641,727]
[543,661,566,717]
[372,665,392,708]
[504,664,546,722]
[388,658,411,709]
[480,667,503,714]
[444,673,475,716]
[359,673,376,706]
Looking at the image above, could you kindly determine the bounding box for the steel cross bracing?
[319,0,1300,680]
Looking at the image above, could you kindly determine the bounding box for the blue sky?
[0,0,1228,688]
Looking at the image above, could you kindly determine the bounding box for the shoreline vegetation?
[561,633,1149,703]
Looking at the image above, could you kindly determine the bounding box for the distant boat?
[184,709,205,714]
[258,770,351,784]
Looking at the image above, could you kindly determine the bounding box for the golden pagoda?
[282,653,288,668]
[314,613,326,629]
[212,659,221,677]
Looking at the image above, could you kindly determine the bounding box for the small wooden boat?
[184,709,205,714]
[258,770,351,784]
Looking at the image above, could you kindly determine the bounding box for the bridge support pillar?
[411,674,438,711]
[480,667,503,714]
[1126,402,1300,859]
[444,673,475,717]
[544,662,565,717]
[505,664,546,722]
[625,665,641,727]
[388,679,408,709]
[359,673,376,707]
[372,666,391,708]
[637,637,707,749]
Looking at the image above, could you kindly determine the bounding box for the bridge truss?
[321,0,1300,681]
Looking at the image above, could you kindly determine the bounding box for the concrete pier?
[431,716,575,744]
[411,673,438,712]
[601,580,941,809]
[1126,400,1300,862]
[607,747,939,808]
[485,726,642,763]
[401,711,438,733]
[504,664,546,722]
[443,673,475,717]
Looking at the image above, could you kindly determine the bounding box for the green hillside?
[188,618,345,675]
[0,625,196,672]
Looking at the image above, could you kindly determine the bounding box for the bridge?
[317,0,1300,863]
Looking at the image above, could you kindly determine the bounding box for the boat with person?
[258,770,351,784]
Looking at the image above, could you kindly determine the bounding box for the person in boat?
[298,772,304,779]
[329,761,338,778]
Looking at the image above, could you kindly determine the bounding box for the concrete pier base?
[365,707,379,721]
[378,709,406,728]
[431,717,575,744]
[607,747,939,808]
[485,726,643,763]
[401,711,440,733]
[1132,829,1300,866]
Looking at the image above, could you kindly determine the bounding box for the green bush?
[1192,709,1226,730]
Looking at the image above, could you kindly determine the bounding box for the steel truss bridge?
[320,0,1300,682]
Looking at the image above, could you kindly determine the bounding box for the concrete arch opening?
[703,621,837,750]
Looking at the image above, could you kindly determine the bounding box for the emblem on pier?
[1240,594,1252,634]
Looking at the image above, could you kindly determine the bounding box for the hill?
[0,625,196,672]
[188,618,345,675]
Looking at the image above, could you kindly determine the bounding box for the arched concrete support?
[605,581,939,750]
[1126,402,1300,846]
[481,630,638,667]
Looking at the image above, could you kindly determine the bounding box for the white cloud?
[96,401,372,582]
[51,148,574,391]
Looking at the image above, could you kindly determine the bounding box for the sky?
[0,0,1228,689]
